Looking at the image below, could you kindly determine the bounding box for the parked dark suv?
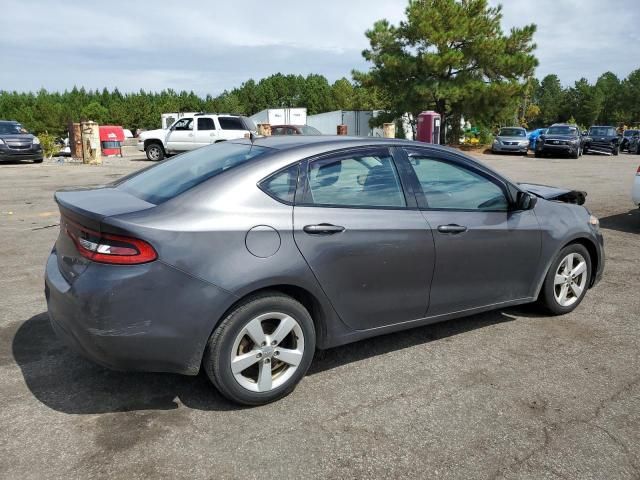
[0,121,43,163]
[535,124,584,158]
[583,126,619,155]
[620,129,639,152]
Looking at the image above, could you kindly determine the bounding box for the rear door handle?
[437,224,467,234]
[303,224,345,235]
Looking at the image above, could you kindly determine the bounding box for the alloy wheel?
[230,312,305,393]
[553,252,588,307]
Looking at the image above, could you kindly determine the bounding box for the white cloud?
[0,0,638,94]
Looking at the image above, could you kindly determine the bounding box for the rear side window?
[259,164,299,204]
[117,143,270,204]
[305,151,406,208]
[198,118,216,130]
[219,117,246,130]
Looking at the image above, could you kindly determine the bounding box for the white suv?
[138,114,257,161]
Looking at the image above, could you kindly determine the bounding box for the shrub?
[37,132,59,159]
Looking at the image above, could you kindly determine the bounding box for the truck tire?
[145,142,165,161]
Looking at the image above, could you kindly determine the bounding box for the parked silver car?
[492,127,529,154]
[45,137,604,405]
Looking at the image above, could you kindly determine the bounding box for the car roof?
[229,135,450,152]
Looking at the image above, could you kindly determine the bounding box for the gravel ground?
[0,149,638,480]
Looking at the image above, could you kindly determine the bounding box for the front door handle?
[437,224,467,234]
[303,224,345,235]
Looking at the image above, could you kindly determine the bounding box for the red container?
[99,126,125,156]
[416,111,441,144]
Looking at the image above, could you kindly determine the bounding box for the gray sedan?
[492,127,530,153]
[45,137,604,405]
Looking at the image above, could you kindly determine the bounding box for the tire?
[33,158,43,164]
[538,243,592,315]
[203,292,316,405]
[583,146,589,155]
[145,142,165,161]
[613,147,619,156]
[534,151,542,158]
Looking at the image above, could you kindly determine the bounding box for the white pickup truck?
[138,114,257,161]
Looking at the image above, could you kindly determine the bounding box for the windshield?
[0,123,28,135]
[300,125,322,135]
[498,128,526,137]
[623,130,638,137]
[547,126,578,136]
[589,127,617,136]
[117,142,271,204]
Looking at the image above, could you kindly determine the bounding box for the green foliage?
[37,132,58,158]
[0,74,382,136]
[354,0,538,143]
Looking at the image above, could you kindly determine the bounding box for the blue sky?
[1,0,638,94]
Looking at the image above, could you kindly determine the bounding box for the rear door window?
[218,117,246,130]
[117,142,271,204]
[304,150,406,208]
[197,118,216,130]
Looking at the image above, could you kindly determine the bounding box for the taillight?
[636,166,640,175]
[64,217,157,265]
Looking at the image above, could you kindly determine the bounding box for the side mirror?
[516,191,538,210]
[582,131,588,136]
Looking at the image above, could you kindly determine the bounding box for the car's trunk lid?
[54,187,155,283]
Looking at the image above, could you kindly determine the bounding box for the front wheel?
[145,143,165,161]
[613,147,619,156]
[203,292,316,405]
[538,244,591,315]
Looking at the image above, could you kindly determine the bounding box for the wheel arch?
[144,138,165,151]
[567,237,600,288]
[206,284,330,354]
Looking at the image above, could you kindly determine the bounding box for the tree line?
[0,75,381,137]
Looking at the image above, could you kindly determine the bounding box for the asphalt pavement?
[0,150,638,479]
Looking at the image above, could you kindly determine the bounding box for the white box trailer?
[250,108,307,126]
[307,110,384,137]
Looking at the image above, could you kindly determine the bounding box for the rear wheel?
[538,244,591,315]
[534,151,542,158]
[203,292,316,405]
[145,142,165,161]
[33,158,43,164]
[613,146,619,156]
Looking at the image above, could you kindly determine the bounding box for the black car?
[535,124,584,158]
[583,126,619,155]
[628,131,640,154]
[0,120,43,163]
[621,129,639,152]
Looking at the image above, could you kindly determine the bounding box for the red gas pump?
[416,111,441,144]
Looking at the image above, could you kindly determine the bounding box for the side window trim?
[298,146,411,210]
[401,147,514,211]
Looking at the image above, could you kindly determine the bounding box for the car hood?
[139,129,167,139]
[519,183,586,205]
[0,133,35,141]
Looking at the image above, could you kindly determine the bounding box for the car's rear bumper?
[45,250,236,375]
[632,176,640,207]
